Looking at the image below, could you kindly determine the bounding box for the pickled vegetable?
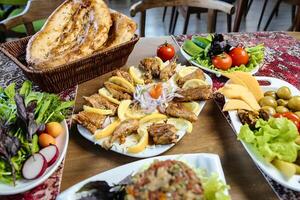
[259,96,277,108]
[276,86,292,100]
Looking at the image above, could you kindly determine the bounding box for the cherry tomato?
[150,83,163,99]
[157,42,175,62]
[212,53,232,70]
[229,47,249,67]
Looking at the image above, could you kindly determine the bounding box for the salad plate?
[0,120,69,195]
[180,47,261,77]
[57,153,229,200]
[227,76,300,191]
[77,73,213,158]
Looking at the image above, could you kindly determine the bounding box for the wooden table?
[61,36,283,200]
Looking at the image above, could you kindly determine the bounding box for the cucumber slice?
[192,36,211,49]
[182,40,203,57]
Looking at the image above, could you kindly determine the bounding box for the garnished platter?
[218,73,300,191]
[74,57,213,158]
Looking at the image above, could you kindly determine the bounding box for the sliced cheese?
[232,71,263,101]
[222,72,248,88]
[223,99,254,111]
[219,84,260,111]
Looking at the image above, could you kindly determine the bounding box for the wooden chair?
[0,0,64,42]
[263,0,300,31]
[130,0,235,37]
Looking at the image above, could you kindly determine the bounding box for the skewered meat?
[177,68,205,86]
[139,57,162,83]
[159,61,177,81]
[104,82,132,100]
[148,123,178,144]
[112,70,134,85]
[166,102,198,122]
[73,111,106,134]
[84,94,117,114]
[174,85,212,102]
[110,119,139,144]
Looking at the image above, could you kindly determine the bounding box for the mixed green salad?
[182,34,265,73]
[0,81,74,185]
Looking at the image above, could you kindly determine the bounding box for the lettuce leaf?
[238,118,300,163]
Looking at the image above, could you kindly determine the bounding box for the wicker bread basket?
[0,35,139,93]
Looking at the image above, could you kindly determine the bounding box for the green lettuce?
[238,118,300,163]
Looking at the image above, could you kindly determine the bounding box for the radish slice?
[39,145,59,166]
[22,153,47,180]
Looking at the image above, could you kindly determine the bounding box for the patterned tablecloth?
[0,51,77,200]
[0,31,299,200]
[174,31,300,200]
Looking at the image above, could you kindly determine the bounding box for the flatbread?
[26,0,112,70]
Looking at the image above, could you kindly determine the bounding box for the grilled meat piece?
[104,82,132,100]
[177,68,205,86]
[160,61,177,81]
[84,94,117,115]
[148,123,178,144]
[73,111,105,134]
[125,160,204,199]
[112,70,134,85]
[110,119,139,144]
[174,85,212,102]
[139,57,162,83]
[237,109,260,130]
[166,102,198,122]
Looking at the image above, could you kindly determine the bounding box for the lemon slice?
[177,66,199,78]
[98,88,120,105]
[167,118,193,133]
[129,66,144,85]
[139,113,168,125]
[127,127,149,153]
[118,100,131,121]
[83,105,113,115]
[182,79,207,89]
[182,102,201,116]
[109,76,135,93]
[125,107,146,119]
[94,119,121,140]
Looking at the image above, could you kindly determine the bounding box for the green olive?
[259,96,278,108]
[275,106,289,113]
[261,106,276,116]
[288,96,300,111]
[294,111,300,118]
[276,86,292,100]
[277,99,288,107]
[264,91,277,99]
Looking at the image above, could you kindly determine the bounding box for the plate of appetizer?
[180,34,265,77]
[74,57,213,158]
[218,72,300,191]
[0,81,74,195]
[57,153,230,200]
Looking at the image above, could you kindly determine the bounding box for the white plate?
[227,76,300,191]
[57,153,227,200]
[0,120,69,195]
[180,46,261,77]
[77,74,212,158]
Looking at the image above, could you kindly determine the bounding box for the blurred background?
[0,0,297,41]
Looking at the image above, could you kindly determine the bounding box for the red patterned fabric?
[174,32,300,199]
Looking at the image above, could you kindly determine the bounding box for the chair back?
[130,0,235,36]
[0,0,64,35]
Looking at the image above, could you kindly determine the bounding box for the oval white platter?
[180,46,261,77]
[57,153,228,200]
[0,120,69,195]
[77,74,213,158]
[227,76,300,191]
